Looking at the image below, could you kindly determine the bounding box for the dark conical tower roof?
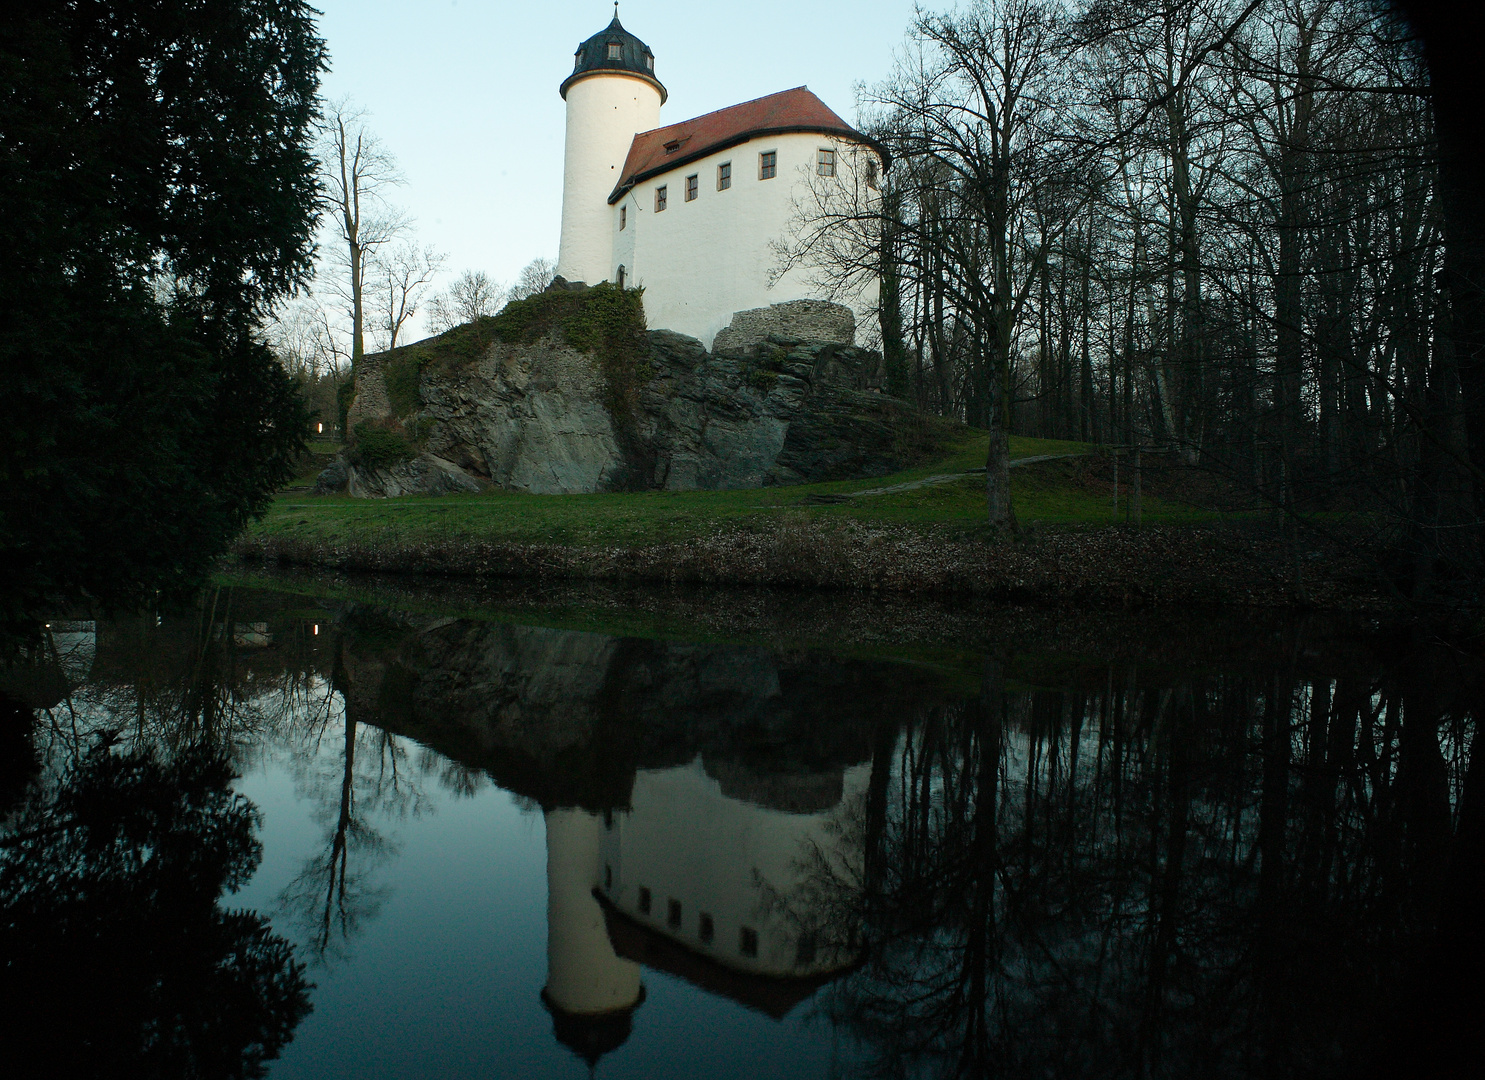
[560,15,667,103]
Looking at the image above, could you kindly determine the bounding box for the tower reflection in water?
[542,757,868,1066]
[10,591,1479,1078]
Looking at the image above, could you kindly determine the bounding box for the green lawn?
[250,433,1225,551]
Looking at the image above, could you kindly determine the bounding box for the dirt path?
[804,453,1088,504]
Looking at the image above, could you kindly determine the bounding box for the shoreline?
[232,518,1395,612]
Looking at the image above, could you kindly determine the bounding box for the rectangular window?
[667,899,682,928]
[796,934,816,966]
[740,926,759,957]
[817,147,836,176]
[699,913,714,943]
[605,864,613,890]
[759,151,777,180]
[717,162,732,190]
[638,887,651,914]
[865,158,879,189]
[619,206,626,230]
[607,42,622,59]
[685,174,698,201]
[655,185,667,212]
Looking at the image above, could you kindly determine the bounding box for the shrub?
[346,423,415,470]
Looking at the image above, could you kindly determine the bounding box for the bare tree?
[507,256,557,302]
[876,0,1089,527]
[425,270,505,334]
[369,241,447,351]
[320,99,410,364]
[265,297,332,382]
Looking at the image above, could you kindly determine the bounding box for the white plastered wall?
[613,133,883,348]
[543,808,644,1015]
[557,74,663,287]
[595,757,870,978]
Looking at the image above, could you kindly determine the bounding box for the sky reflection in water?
[2,584,1479,1079]
[233,728,840,1079]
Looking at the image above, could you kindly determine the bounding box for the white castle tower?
[555,11,665,286]
[542,808,645,1068]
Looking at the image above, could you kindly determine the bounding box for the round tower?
[556,13,665,286]
[542,808,643,1067]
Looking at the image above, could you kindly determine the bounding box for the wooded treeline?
[809,652,1480,1077]
[797,0,1467,567]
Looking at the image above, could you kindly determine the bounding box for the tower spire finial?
[614,2,619,18]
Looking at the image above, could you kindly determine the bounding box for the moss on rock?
[361,283,650,425]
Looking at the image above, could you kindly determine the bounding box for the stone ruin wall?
[345,357,392,430]
[711,300,856,354]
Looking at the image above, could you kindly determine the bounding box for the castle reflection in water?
[9,586,1474,1079]
[327,615,906,1066]
[544,759,870,1064]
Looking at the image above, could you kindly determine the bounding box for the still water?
[1,580,1479,1078]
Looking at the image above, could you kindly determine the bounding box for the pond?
[1,577,1479,1079]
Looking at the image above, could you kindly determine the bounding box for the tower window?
[717,162,731,190]
[699,913,714,943]
[817,148,836,176]
[759,151,777,180]
[740,927,759,957]
[866,157,879,189]
[646,54,655,70]
[638,887,651,914]
[619,206,626,230]
[796,934,817,966]
[655,185,667,212]
[685,174,698,201]
[668,899,682,928]
[605,864,613,890]
[607,41,622,60]
[616,265,625,289]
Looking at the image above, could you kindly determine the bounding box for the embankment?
[233,518,1389,611]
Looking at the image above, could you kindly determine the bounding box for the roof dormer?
[560,15,667,103]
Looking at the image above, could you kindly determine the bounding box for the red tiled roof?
[608,87,883,203]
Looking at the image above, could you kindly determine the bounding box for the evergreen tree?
[0,1,327,619]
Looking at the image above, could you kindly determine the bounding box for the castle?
[542,758,868,1066]
[555,10,887,349]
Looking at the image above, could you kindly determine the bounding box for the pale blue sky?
[311,0,923,305]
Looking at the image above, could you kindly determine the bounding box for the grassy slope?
[251,433,1227,551]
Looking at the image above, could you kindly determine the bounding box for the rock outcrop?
[332,614,936,811]
[312,451,483,497]
[335,297,948,497]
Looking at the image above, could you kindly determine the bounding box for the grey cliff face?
[312,452,482,497]
[419,336,630,495]
[340,300,923,497]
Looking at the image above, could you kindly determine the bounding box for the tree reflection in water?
[0,587,326,1077]
[804,659,1481,1079]
[0,740,311,1078]
[273,710,410,964]
[4,584,1481,1079]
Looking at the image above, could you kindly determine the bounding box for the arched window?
[616,265,626,290]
